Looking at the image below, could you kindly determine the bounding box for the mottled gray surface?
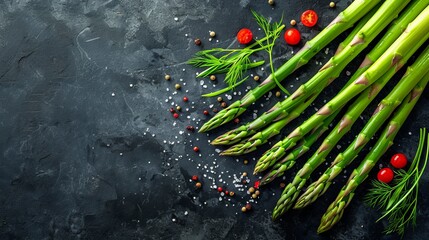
[0,0,428,239]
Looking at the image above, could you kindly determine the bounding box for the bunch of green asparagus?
[194,0,429,234]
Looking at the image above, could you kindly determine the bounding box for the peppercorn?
[329,2,336,8]
[175,83,181,90]
[242,172,248,177]
[241,206,247,212]
[255,190,260,196]
[253,75,260,81]
[221,102,227,108]
[290,19,297,26]
[225,190,229,195]
[268,0,274,6]
[248,187,255,194]
[251,193,257,199]
[169,107,175,113]
[183,96,188,102]
[173,113,179,118]
[212,108,219,113]
[209,31,216,37]
[254,181,260,189]
[193,146,199,152]
[243,159,249,165]
[165,74,171,81]
[210,75,216,81]
[194,38,202,46]
[280,182,286,188]
[203,110,209,115]
[191,175,198,181]
[229,191,235,197]
[245,203,252,210]
[195,182,202,188]
[186,125,195,131]
[217,97,223,102]
[176,106,181,111]
[276,91,281,97]
[217,186,223,192]
[233,118,240,124]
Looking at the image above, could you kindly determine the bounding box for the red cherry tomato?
[390,153,407,169]
[284,28,301,45]
[237,28,253,45]
[301,10,318,27]
[377,168,394,183]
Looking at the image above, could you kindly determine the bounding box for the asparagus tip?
[317,105,332,115]
[355,75,369,85]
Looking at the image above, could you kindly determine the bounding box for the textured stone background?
[1,0,428,239]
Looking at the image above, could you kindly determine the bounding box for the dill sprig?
[252,10,289,95]
[364,128,429,237]
[187,10,285,96]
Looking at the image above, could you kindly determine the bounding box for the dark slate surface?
[1,0,428,239]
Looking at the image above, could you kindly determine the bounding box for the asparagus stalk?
[318,72,429,233]
[271,70,393,219]
[220,92,319,156]
[199,0,382,132]
[210,9,377,146]
[212,0,409,154]
[255,5,429,174]
[247,0,409,133]
[266,0,429,216]
[295,44,429,210]
[260,111,339,186]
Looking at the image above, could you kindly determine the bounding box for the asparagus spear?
[255,5,429,174]
[210,9,376,146]
[271,69,394,219]
[265,0,429,215]
[199,0,382,132]
[295,44,429,210]
[211,0,409,153]
[260,111,339,186]
[220,92,319,156]
[318,72,429,233]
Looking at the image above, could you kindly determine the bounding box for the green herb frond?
[188,10,286,96]
[365,128,429,237]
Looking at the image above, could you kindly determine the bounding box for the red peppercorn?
[183,96,189,102]
[233,118,240,124]
[203,110,209,115]
[254,180,260,189]
[217,186,223,192]
[191,175,198,181]
[194,38,202,46]
[193,146,199,152]
[169,107,175,113]
[173,113,179,118]
[186,125,195,131]
[245,203,252,210]
[225,190,229,195]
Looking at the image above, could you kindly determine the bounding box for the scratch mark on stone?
[76,27,92,61]
[122,92,135,116]
[85,37,100,43]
